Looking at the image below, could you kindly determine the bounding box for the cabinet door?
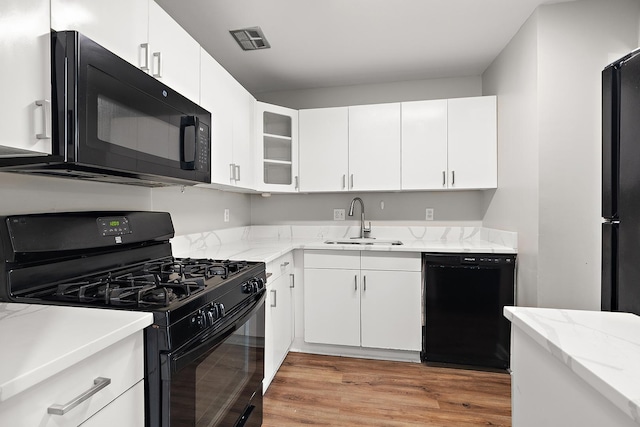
[79,381,144,426]
[255,102,299,192]
[401,100,448,190]
[299,107,349,192]
[304,268,360,346]
[230,80,255,189]
[148,0,200,103]
[360,270,422,350]
[51,0,149,69]
[447,96,497,189]
[348,103,401,191]
[200,49,236,186]
[0,0,51,155]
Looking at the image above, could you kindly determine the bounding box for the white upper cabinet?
[51,0,149,69]
[0,0,52,155]
[401,99,448,190]
[255,102,299,193]
[299,107,349,192]
[401,96,497,190]
[51,0,200,104]
[447,96,497,189]
[200,49,255,189]
[348,103,402,191]
[147,1,200,103]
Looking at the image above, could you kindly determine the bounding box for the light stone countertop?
[170,224,517,263]
[504,306,640,424]
[0,304,153,403]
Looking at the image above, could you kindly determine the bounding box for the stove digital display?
[97,216,131,237]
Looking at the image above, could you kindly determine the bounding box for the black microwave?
[0,31,211,186]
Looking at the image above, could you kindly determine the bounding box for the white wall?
[482,0,640,309]
[482,14,540,306]
[257,76,482,109]
[0,172,251,236]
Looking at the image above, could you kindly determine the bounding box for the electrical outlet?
[426,208,434,221]
[333,209,346,221]
[224,208,230,222]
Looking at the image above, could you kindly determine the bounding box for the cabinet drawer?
[79,380,144,426]
[304,250,360,269]
[0,332,144,426]
[361,252,421,271]
[266,252,294,283]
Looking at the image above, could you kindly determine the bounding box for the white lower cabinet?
[0,332,145,426]
[304,250,421,351]
[264,253,295,392]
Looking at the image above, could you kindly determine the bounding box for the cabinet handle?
[47,377,111,415]
[281,261,290,267]
[289,273,295,288]
[342,174,346,189]
[270,289,277,307]
[442,171,446,187]
[452,170,455,186]
[364,275,367,291]
[139,43,149,71]
[35,100,51,140]
[354,275,358,291]
[152,51,162,77]
[230,163,236,180]
[235,165,241,181]
[294,176,299,190]
[350,174,354,189]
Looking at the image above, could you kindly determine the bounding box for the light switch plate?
[334,209,346,221]
[224,208,230,222]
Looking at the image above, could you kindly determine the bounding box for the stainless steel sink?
[324,238,403,246]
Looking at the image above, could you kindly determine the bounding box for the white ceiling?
[155,0,573,95]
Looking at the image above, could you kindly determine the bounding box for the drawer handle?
[281,261,290,267]
[47,377,111,415]
[271,289,277,307]
[289,273,295,288]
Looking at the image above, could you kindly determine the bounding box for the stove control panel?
[97,216,131,237]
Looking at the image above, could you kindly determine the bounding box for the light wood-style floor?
[263,352,511,427]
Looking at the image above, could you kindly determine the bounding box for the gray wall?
[250,191,486,225]
[482,0,640,309]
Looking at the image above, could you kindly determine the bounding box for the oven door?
[161,294,265,427]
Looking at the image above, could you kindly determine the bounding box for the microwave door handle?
[180,115,198,170]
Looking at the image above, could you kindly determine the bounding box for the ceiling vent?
[230,27,271,51]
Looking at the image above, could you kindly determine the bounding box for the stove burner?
[39,258,252,308]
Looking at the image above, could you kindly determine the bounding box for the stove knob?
[217,302,225,317]
[192,310,206,329]
[242,281,255,294]
[255,277,265,291]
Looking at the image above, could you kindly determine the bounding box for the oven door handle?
[168,292,266,374]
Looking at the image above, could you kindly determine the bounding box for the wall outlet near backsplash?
[333,209,346,221]
[426,208,434,221]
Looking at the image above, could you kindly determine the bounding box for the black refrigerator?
[602,47,640,315]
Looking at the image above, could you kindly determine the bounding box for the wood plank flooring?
[263,352,511,426]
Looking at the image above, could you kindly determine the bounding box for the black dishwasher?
[422,253,515,370]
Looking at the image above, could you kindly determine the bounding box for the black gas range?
[0,211,266,427]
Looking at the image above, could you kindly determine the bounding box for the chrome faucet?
[348,197,372,238]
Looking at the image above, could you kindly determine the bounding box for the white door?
[0,0,51,155]
[348,103,401,191]
[148,0,200,103]
[304,268,360,346]
[299,107,349,192]
[447,96,497,189]
[360,270,422,350]
[401,100,448,190]
[51,0,149,69]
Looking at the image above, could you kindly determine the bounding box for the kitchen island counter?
[505,306,640,426]
[0,303,153,404]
